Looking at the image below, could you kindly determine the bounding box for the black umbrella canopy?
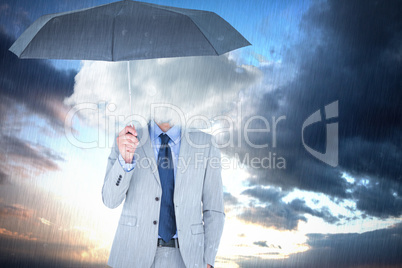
[9,0,251,61]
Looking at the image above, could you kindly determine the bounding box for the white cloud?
[64,55,262,130]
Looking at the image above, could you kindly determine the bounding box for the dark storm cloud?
[0,135,63,172]
[0,234,105,268]
[253,241,269,247]
[0,203,33,220]
[302,0,402,68]
[0,169,7,184]
[0,99,65,182]
[0,259,103,268]
[289,199,339,224]
[239,187,339,230]
[238,222,402,268]
[0,22,74,180]
[288,0,402,215]
[0,103,65,179]
[253,241,282,249]
[295,223,402,268]
[353,178,402,218]
[242,186,286,203]
[224,0,402,222]
[223,192,239,206]
[293,0,402,181]
[0,30,77,125]
[240,204,306,231]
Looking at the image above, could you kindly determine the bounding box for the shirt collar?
[149,120,181,145]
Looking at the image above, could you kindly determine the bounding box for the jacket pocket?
[191,223,204,235]
[119,215,137,227]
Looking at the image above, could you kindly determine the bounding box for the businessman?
[102,119,225,268]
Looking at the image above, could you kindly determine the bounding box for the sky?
[0,0,402,267]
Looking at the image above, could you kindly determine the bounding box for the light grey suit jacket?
[102,125,225,268]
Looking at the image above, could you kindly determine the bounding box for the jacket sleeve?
[102,137,136,209]
[202,144,225,267]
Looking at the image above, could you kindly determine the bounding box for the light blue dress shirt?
[118,120,181,239]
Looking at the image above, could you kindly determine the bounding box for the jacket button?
[155,197,159,201]
[153,220,157,225]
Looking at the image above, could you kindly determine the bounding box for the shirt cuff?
[118,154,136,172]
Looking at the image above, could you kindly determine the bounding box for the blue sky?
[1,0,402,267]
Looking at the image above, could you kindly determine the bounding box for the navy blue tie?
[157,133,176,242]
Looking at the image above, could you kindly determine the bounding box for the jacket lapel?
[138,124,160,186]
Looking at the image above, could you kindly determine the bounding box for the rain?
[0,0,401,267]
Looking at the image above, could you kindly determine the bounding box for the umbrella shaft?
[127,61,132,117]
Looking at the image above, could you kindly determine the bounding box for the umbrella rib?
[111,3,124,61]
[138,2,220,56]
[111,17,115,61]
[187,17,220,55]
[15,14,55,58]
[127,61,133,117]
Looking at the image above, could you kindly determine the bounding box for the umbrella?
[9,0,251,114]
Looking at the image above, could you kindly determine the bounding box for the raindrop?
[52,18,60,24]
[107,103,117,112]
[148,86,157,97]
[235,67,244,73]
